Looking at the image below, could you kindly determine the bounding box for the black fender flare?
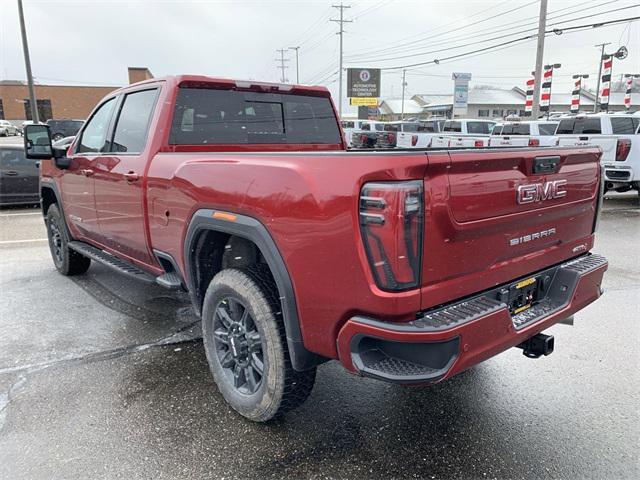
[183,209,321,371]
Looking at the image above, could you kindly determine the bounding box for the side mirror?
[24,124,53,159]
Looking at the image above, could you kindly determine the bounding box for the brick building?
[0,67,153,122]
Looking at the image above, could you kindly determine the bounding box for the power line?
[374,15,640,71]
[346,3,637,64]
[345,0,620,61]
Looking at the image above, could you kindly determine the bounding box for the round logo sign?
[359,70,371,82]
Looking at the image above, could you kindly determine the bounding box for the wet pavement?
[0,193,638,479]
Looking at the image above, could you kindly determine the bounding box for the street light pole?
[531,0,548,119]
[593,42,611,112]
[289,46,300,84]
[400,69,406,120]
[17,0,39,123]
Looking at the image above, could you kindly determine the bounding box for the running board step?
[155,272,182,289]
[67,241,155,284]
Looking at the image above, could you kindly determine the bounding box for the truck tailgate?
[557,135,617,162]
[420,147,601,310]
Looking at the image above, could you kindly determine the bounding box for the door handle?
[4,171,19,176]
[124,171,139,182]
[80,169,94,177]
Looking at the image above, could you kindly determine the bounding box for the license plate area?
[500,276,542,315]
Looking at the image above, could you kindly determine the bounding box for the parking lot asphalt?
[0,191,638,479]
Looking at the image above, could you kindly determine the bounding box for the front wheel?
[46,204,91,275]
[202,267,316,422]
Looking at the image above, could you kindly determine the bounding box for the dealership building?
[378,85,638,120]
[0,67,153,123]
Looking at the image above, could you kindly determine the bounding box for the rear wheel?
[202,266,316,422]
[46,204,91,275]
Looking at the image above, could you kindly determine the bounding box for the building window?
[24,99,53,122]
[492,109,503,118]
[0,99,4,120]
[519,110,526,117]
[506,109,517,116]
[478,109,489,117]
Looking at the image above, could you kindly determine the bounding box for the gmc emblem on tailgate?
[517,180,567,204]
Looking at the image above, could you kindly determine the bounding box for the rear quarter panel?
[146,151,430,359]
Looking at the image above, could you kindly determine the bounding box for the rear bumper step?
[337,253,607,384]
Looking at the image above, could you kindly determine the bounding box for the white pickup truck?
[556,113,640,194]
[429,119,496,148]
[343,120,385,148]
[396,119,445,148]
[488,120,558,148]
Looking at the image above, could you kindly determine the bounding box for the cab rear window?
[170,88,341,145]
[556,118,601,134]
[501,124,530,135]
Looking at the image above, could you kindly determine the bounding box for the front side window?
[76,98,116,153]
[170,88,341,145]
[111,89,158,153]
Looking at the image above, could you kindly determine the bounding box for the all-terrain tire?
[45,204,91,275]
[201,265,316,422]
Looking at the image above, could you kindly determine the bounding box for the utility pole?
[17,0,39,123]
[289,46,300,84]
[401,69,407,120]
[593,43,611,112]
[330,3,352,117]
[275,49,289,83]
[531,0,548,119]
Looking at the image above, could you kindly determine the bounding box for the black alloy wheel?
[213,296,264,395]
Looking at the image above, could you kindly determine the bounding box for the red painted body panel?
[39,75,605,369]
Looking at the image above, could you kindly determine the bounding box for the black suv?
[46,119,84,141]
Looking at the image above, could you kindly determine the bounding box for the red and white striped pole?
[571,78,581,113]
[571,74,589,114]
[540,64,560,118]
[599,56,613,112]
[623,75,635,110]
[525,73,535,116]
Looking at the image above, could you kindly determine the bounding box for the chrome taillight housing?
[359,181,424,291]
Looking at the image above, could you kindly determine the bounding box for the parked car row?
[341,111,640,196]
[0,119,84,138]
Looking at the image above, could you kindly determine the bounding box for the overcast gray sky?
[1,0,638,116]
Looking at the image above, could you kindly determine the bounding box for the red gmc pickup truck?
[24,76,607,422]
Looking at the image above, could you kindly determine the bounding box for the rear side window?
[538,123,557,136]
[557,117,602,134]
[77,98,116,153]
[417,122,438,133]
[170,88,341,145]
[611,117,636,135]
[443,121,461,132]
[467,122,492,134]
[111,89,158,153]
[491,125,503,135]
[502,124,529,135]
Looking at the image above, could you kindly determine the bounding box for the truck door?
[62,97,117,239]
[93,87,159,268]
